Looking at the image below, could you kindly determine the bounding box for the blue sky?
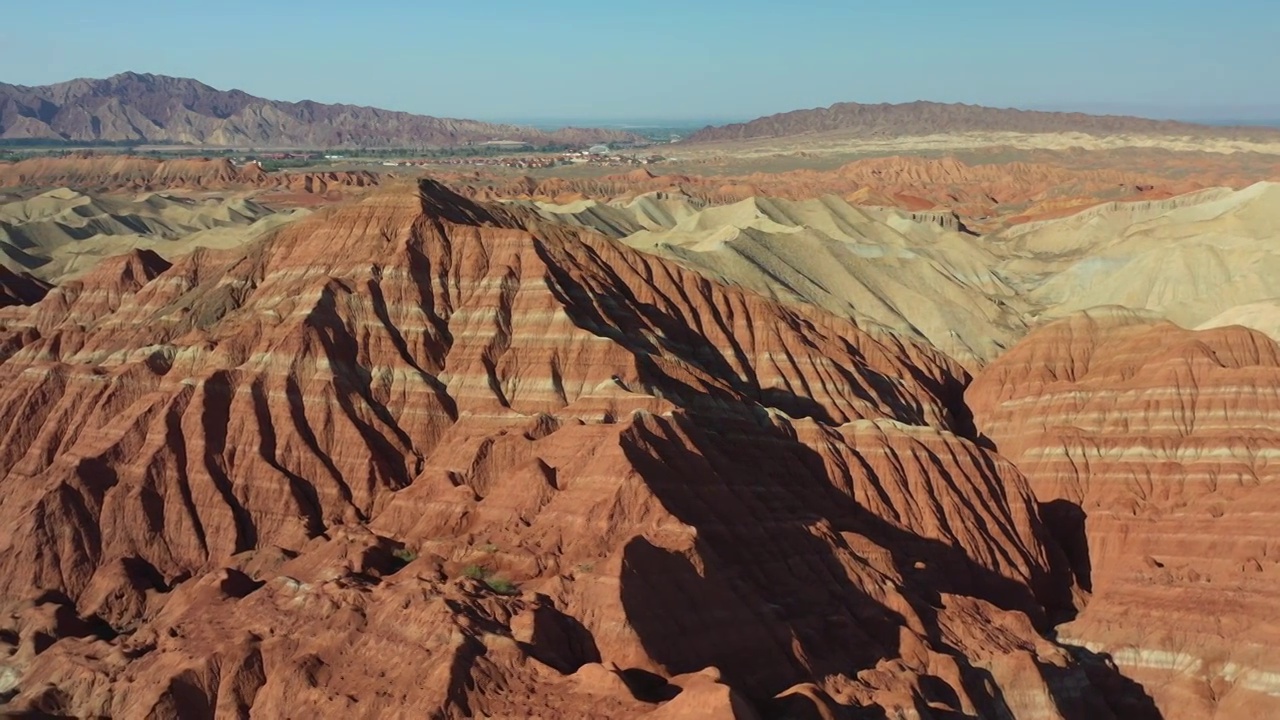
[3,0,1278,122]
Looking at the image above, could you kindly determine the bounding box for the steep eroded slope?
[0,182,1148,718]
[969,309,1280,719]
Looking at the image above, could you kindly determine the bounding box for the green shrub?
[485,577,519,595]
[460,564,518,594]
[392,548,417,563]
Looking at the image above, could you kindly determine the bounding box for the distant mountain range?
[0,73,640,148]
[686,100,1280,143]
[7,74,1276,150]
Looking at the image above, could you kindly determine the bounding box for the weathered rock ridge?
[0,181,1151,717]
[969,309,1280,719]
[0,153,380,195]
[449,154,1269,231]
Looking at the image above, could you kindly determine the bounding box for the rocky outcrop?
[880,209,972,234]
[968,308,1280,720]
[0,181,1150,717]
[0,72,638,147]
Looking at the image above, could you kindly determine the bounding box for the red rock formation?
[0,182,1151,718]
[441,154,1276,230]
[0,154,239,189]
[968,309,1280,720]
[0,153,380,196]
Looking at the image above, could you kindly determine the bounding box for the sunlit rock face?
[0,181,1138,719]
[970,308,1280,720]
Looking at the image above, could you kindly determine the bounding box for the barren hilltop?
[687,99,1280,143]
[0,72,639,148]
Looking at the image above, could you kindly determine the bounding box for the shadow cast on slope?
[527,231,971,434]
[1060,643,1162,720]
[1041,499,1093,593]
[405,181,1159,717]
[616,403,1162,720]
[617,406,1022,718]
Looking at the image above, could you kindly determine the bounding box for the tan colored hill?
[686,100,1280,144]
[1197,299,1280,340]
[993,182,1280,329]
[0,72,638,147]
[521,180,1280,373]
[513,192,707,235]
[0,187,307,282]
[536,194,1026,368]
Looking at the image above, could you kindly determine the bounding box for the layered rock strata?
[0,154,379,195]
[969,309,1280,719]
[0,182,1149,718]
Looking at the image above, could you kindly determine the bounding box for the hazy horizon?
[3,0,1278,124]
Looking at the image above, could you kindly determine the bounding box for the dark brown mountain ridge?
[687,99,1280,143]
[0,72,639,148]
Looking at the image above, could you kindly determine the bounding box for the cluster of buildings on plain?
[229,144,666,171]
[416,147,667,170]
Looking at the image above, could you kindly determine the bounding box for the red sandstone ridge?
[442,154,1262,229]
[0,153,380,195]
[0,181,1152,717]
[968,309,1280,720]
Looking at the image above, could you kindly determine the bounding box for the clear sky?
[3,0,1278,122]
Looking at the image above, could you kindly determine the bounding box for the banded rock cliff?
[0,181,1152,718]
[969,309,1280,720]
[0,154,379,195]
